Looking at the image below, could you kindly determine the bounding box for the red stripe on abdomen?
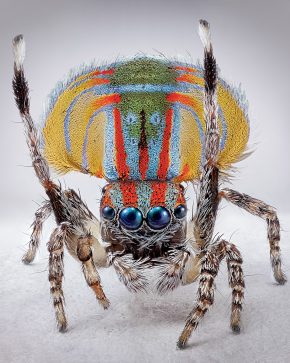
[157,108,173,179]
[120,181,138,207]
[114,107,130,179]
[150,182,167,207]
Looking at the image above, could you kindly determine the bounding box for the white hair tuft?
[13,34,25,71]
[198,19,211,52]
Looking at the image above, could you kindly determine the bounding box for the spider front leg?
[77,233,110,309]
[177,240,245,349]
[22,200,52,264]
[220,188,287,284]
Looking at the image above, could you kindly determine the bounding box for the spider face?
[100,181,188,258]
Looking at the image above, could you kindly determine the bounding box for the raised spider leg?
[177,240,245,349]
[77,233,110,309]
[22,200,52,264]
[193,20,220,252]
[47,222,71,332]
[177,20,221,348]
[220,188,287,284]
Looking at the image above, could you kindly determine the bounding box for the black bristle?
[12,67,30,115]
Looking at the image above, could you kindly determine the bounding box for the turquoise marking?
[218,107,227,150]
[146,113,166,179]
[167,105,181,179]
[104,107,119,180]
[136,182,152,215]
[122,112,141,179]
[109,183,123,209]
[165,184,179,209]
[81,105,111,170]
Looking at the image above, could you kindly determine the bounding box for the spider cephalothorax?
[12,20,286,348]
[100,181,187,259]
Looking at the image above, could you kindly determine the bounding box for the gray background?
[1,1,290,362]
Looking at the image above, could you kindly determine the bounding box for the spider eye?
[119,207,143,230]
[174,204,187,219]
[146,206,171,230]
[102,206,115,220]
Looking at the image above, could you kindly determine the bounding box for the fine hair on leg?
[220,188,287,284]
[213,240,245,333]
[47,222,70,332]
[177,240,245,348]
[22,200,52,264]
[193,19,220,250]
[77,234,110,309]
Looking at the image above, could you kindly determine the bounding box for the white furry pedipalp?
[13,34,25,71]
[198,19,212,52]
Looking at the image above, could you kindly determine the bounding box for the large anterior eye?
[102,206,116,220]
[174,204,187,219]
[119,207,143,230]
[146,206,171,230]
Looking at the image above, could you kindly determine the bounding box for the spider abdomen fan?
[42,58,249,181]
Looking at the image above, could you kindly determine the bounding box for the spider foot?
[177,321,195,349]
[22,250,35,264]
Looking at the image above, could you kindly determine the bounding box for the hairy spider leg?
[221,188,287,285]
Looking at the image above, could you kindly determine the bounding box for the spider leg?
[177,240,245,348]
[193,20,220,252]
[47,222,71,332]
[22,200,52,264]
[77,233,110,309]
[215,240,245,332]
[220,188,287,284]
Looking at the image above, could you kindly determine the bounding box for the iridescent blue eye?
[119,207,143,230]
[174,204,187,219]
[102,206,115,220]
[146,206,171,230]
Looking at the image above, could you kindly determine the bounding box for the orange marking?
[101,187,113,208]
[174,66,196,73]
[139,147,149,180]
[85,78,110,88]
[174,164,190,182]
[93,69,114,76]
[166,93,201,111]
[114,107,130,179]
[95,168,104,179]
[94,94,121,109]
[120,182,138,207]
[176,74,204,85]
[157,108,173,179]
[150,182,167,207]
[176,185,186,206]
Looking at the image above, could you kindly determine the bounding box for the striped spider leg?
[220,188,286,284]
[12,35,109,331]
[177,20,246,348]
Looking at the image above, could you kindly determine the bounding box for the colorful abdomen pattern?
[42,58,249,182]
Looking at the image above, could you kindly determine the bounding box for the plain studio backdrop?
[0,1,290,362]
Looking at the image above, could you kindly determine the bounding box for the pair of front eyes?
[102,205,187,231]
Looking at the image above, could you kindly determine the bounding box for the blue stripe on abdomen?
[104,107,119,179]
[146,112,165,179]
[122,112,141,180]
[167,105,181,179]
